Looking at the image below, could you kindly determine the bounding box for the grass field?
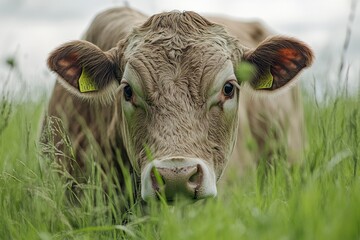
[0,72,360,239]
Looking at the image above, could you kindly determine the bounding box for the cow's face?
[47,11,313,201]
[119,44,240,200]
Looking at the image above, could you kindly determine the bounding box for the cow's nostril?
[150,167,165,192]
[188,164,203,186]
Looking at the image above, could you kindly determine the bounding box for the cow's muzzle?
[141,157,217,201]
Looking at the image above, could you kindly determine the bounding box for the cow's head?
[47,11,313,201]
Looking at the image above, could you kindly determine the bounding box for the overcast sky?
[0,0,359,97]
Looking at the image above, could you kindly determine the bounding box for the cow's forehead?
[123,10,237,62]
[124,28,232,61]
[126,40,231,78]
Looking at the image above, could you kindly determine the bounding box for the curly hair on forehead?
[122,10,243,71]
[139,11,214,33]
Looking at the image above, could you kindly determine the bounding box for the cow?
[42,7,313,202]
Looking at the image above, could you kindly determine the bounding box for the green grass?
[0,81,360,239]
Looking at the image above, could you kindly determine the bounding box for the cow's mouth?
[140,157,217,201]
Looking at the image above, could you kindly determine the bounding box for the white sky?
[0,0,359,98]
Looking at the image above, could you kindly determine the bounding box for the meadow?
[0,61,360,239]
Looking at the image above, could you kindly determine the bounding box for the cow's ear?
[239,36,314,91]
[47,40,120,102]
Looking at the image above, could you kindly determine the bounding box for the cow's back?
[84,7,147,51]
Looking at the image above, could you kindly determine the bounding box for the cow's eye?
[124,85,133,101]
[223,82,234,97]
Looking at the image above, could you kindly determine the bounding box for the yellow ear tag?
[78,68,98,93]
[255,68,273,89]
